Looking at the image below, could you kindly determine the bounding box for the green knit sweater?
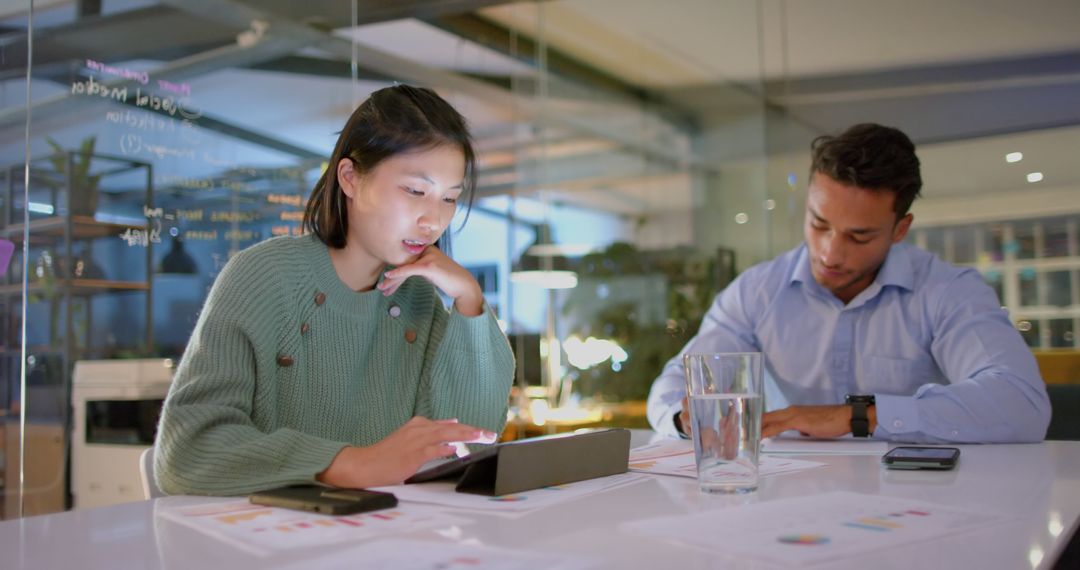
[154,235,514,496]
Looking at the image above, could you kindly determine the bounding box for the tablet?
[405,444,500,484]
[404,428,623,485]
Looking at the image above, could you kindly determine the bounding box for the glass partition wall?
[2,0,1078,517]
[483,1,772,435]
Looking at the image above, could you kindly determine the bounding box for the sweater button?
[314,292,326,306]
[300,322,310,334]
[404,329,417,344]
[277,355,294,367]
[388,305,402,318]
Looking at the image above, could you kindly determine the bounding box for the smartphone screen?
[888,447,959,459]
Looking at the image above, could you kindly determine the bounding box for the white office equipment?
[72,359,174,509]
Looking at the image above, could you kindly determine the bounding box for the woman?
[155,85,514,495]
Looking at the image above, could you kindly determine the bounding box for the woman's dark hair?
[810,123,922,218]
[303,84,477,253]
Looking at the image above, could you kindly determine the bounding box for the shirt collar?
[789,242,914,292]
[790,244,813,285]
[875,242,915,292]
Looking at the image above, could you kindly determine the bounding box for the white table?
[2,431,1078,569]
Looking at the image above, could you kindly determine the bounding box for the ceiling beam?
[246,0,540,29]
[427,13,700,134]
[157,0,715,175]
[0,5,240,76]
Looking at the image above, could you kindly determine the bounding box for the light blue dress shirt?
[647,242,1050,443]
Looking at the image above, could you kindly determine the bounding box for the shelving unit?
[913,214,1080,349]
[1,151,153,517]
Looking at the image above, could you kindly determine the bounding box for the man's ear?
[893,213,913,243]
[337,158,359,199]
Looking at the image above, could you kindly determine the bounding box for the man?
[647,123,1050,443]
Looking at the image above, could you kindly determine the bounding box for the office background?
[0,0,1078,517]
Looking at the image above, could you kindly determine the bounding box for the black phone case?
[882,446,960,470]
[249,485,398,515]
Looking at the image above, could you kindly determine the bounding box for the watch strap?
[850,402,870,437]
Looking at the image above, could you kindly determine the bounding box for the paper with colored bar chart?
[156,498,470,556]
[622,491,1011,566]
[629,439,826,479]
[275,538,596,570]
[372,472,649,518]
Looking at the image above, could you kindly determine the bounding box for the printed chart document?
[762,432,889,455]
[275,538,596,570]
[629,439,826,479]
[623,491,1011,566]
[156,498,469,556]
[373,472,648,517]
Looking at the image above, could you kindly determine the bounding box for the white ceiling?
[482,0,1080,84]
[474,0,1080,214]
[1,0,1077,222]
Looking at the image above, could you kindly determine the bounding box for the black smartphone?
[249,485,397,515]
[882,446,960,470]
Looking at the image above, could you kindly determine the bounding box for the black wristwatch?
[845,394,875,437]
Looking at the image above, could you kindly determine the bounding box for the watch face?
[845,394,875,404]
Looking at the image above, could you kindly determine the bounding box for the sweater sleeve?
[416,300,514,435]
[154,251,347,496]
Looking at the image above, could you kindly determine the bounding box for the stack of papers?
[277,539,596,570]
[629,439,825,479]
[373,472,648,518]
[156,499,468,556]
[623,491,1011,566]
[762,433,888,455]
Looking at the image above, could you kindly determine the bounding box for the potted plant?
[45,136,102,218]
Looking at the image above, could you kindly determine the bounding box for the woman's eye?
[443,196,458,204]
[403,186,424,196]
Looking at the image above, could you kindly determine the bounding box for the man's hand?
[678,397,691,436]
[761,405,875,439]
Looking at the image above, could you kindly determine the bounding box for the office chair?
[139,447,165,499]
[1046,384,1080,441]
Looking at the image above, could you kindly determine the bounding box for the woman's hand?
[316,417,496,489]
[377,247,484,316]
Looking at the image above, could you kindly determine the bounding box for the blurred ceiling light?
[1026,172,1044,183]
[158,236,197,274]
[1005,152,1023,163]
[764,199,776,211]
[510,223,578,289]
[28,202,54,215]
[527,243,594,257]
[734,212,749,224]
[511,270,578,289]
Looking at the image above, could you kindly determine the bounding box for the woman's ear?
[337,157,359,199]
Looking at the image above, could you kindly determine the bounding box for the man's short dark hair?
[810,123,922,218]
